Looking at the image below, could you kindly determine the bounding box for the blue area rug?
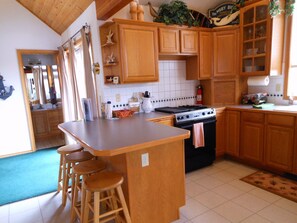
[0,147,59,206]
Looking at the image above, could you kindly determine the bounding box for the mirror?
[22,54,61,109]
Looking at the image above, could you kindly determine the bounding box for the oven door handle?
[177,119,216,129]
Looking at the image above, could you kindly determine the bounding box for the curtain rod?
[61,23,90,48]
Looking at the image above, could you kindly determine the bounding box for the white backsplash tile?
[102,60,199,111]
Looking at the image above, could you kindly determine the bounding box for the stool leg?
[110,189,120,223]
[94,192,100,223]
[116,186,132,223]
[62,161,71,206]
[83,190,91,223]
[57,154,63,192]
[70,172,80,222]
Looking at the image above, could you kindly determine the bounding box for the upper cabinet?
[240,0,284,76]
[213,28,239,78]
[158,28,198,55]
[100,19,159,84]
[198,30,213,79]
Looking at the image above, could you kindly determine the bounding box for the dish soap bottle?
[105,101,113,119]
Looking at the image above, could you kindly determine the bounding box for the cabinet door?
[32,111,49,138]
[213,29,239,77]
[159,28,180,54]
[265,125,294,171]
[119,24,159,83]
[180,30,198,54]
[225,110,240,156]
[215,108,225,157]
[199,31,213,79]
[240,112,264,163]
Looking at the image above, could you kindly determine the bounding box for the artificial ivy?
[269,0,295,16]
[153,0,199,27]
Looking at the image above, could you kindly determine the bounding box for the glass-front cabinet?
[240,0,271,75]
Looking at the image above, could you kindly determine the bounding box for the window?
[284,13,297,98]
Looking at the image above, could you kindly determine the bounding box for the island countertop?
[58,112,190,156]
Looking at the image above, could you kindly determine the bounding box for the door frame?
[17,49,60,152]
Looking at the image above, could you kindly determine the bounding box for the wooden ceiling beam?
[95,0,132,20]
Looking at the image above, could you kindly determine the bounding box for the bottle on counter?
[105,101,113,119]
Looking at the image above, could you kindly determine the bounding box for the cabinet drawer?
[267,114,295,127]
[242,112,264,123]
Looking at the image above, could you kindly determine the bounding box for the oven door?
[175,117,216,172]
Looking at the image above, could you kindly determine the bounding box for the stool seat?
[66,151,94,163]
[57,144,83,154]
[84,172,123,192]
[73,160,106,175]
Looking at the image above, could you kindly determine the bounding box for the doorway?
[17,49,65,150]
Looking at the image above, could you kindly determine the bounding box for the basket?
[112,110,135,118]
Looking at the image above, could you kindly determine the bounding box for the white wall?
[0,0,61,156]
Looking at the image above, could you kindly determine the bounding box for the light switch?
[115,94,121,102]
[141,153,149,167]
[276,84,281,92]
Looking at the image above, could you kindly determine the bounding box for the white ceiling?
[138,0,232,15]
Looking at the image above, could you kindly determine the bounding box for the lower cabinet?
[265,114,295,172]
[240,112,264,163]
[225,110,240,157]
[215,108,225,157]
[148,116,174,126]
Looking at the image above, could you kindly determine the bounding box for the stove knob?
[186,115,189,118]
[202,112,205,116]
[177,117,181,120]
[208,112,210,114]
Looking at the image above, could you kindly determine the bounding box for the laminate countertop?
[225,104,297,115]
[58,112,190,156]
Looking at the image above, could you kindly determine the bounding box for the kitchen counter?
[58,111,190,223]
[226,104,297,115]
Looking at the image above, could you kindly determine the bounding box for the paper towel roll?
[247,76,270,86]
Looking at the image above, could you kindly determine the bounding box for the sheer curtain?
[32,66,46,105]
[58,25,98,124]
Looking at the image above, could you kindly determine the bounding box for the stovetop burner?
[154,105,216,123]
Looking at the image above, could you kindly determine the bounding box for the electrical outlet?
[276,84,281,92]
[115,94,121,102]
[141,153,149,167]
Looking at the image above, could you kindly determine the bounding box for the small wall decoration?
[208,2,240,27]
[0,74,14,100]
[93,62,100,74]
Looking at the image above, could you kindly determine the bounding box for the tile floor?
[1,159,297,223]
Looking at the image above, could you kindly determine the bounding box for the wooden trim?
[17,49,59,153]
[283,16,293,100]
[95,0,131,20]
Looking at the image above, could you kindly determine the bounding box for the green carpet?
[0,147,60,206]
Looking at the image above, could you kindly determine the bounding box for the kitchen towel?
[193,123,205,148]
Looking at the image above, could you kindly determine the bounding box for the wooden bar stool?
[82,171,132,223]
[70,160,106,223]
[62,151,94,206]
[57,144,83,192]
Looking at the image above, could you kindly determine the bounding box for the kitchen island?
[58,112,190,223]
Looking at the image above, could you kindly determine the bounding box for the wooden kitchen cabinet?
[225,110,240,157]
[240,112,264,163]
[265,114,295,172]
[215,107,225,157]
[31,108,63,140]
[158,28,198,55]
[199,31,213,79]
[239,0,284,75]
[148,116,174,126]
[213,27,239,78]
[100,19,159,84]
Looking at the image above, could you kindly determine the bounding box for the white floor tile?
[194,176,225,189]
[180,199,209,219]
[186,170,207,182]
[197,165,222,175]
[171,214,188,223]
[258,204,297,223]
[213,201,253,223]
[213,160,237,170]
[0,204,9,218]
[225,165,256,177]
[191,210,231,223]
[212,184,245,200]
[228,179,256,192]
[248,188,282,203]
[185,182,208,197]
[241,214,272,223]
[233,193,270,212]
[273,198,297,215]
[194,191,227,209]
[9,207,43,223]
[210,171,238,183]
[9,197,40,214]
